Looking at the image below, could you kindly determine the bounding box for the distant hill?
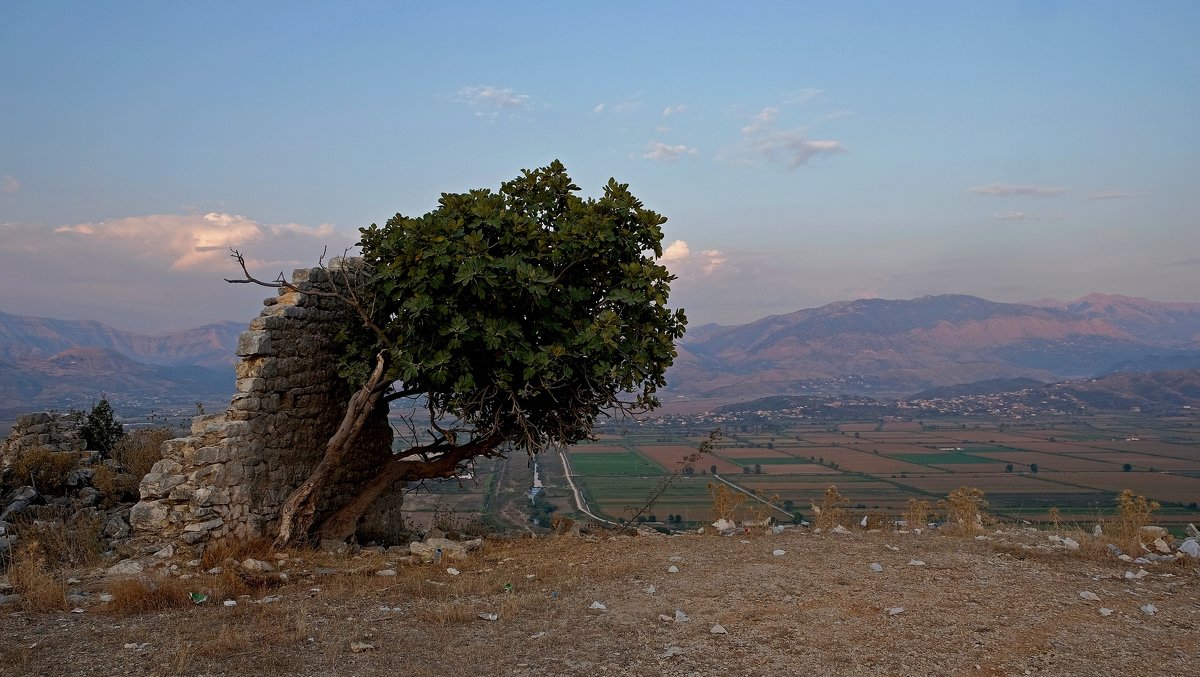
[1098,350,1200,375]
[667,294,1200,398]
[1032,293,1200,347]
[1048,368,1200,411]
[908,377,1047,401]
[0,311,241,368]
[0,311,240,426]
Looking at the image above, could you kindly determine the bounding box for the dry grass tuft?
[813,485,849,530]
[112,428,172,478]
[9,540,68,611]
[939,487,988,535]
[5,447,83,495]
[200,536,276,570]
[1105,489,1161,554]
[903,498,931,532]
[11,508,106,568]
[104,575,194,614]
[414,603,479,626]
[707,482,747,523]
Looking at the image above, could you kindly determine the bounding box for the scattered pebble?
[1062,537,1080,550]
[710,624,727,634]
[667,565,679,573]
[478,613,499,621]
[658,614,673,622]
[590,601,607,611]
[675,609,690,622]
[1099,608,1113,616]
[870,563,883,572]
[375,569,396,577]
[224,600,238,607]
[908,559,925,566]
[645,585,656,594]
[529,632,546,639]
[447,568,460,576]
[98,593,113,603]
[885,545,900,551]
[886,607,905,615]
[663,645,685,658]
[773,549,786,556]
[831,525,851,535]
[1080,591,1100,602]
[350,642,374,653]
[71,608,85,614]
[1140,604,1157,616]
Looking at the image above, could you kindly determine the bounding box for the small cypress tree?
[81,397,124,458]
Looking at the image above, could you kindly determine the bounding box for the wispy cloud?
[720,106,844,169]
[724,106,846,169]
[591,98,641,116]
[1088,190,1148,200]
[53,212,341,271]
[970,183,1068,198]
[455,85,531,118]
[642,141,698,164]
[782,88,824,105]
[1,175,19,193]
[659,239,726,275]
[993,211,1041,221]
[661,104,688,118]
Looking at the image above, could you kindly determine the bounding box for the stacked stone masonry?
[131,262,402,551]
[0,412,85,462]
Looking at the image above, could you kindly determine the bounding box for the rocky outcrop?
[130,262,403,551]
[0,412,85,461]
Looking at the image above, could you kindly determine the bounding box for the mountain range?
[2,293,1199,426]
[0,311,241,425]
[668,293,1200,398]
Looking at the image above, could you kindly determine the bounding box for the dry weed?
[939,487,988,535]
[104,575,194,613]
[813,485,849,530]
[112,428,172,478]
[6,447,83,494]
[707,482,747,523]
[860,510,890,531]
[414,603,478,626]
[1104,489,1161,554]
[9,540,68,611]
[903,498,931,532]
[12,508,106,567]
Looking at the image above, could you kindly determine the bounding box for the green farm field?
[562,414,1200,527]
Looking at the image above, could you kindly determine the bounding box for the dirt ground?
[2,526,1197,676]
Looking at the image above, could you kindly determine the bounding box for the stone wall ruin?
[130,262,402,551]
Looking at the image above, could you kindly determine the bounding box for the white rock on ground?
[1079,591,1100,602]
[710,624,727,634]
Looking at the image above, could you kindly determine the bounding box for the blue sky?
[2,1,1197,331]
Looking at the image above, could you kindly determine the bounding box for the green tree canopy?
[350,160,687,451]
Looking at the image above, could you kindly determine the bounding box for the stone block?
[236,330,273,357]
[193,446,230,465]
[183,517,224,533]
[236,377,267,393]
[129,501,169,530]
[140,472,187,499]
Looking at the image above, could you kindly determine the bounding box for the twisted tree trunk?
[317,432,505,542]
[273,353,389,548]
